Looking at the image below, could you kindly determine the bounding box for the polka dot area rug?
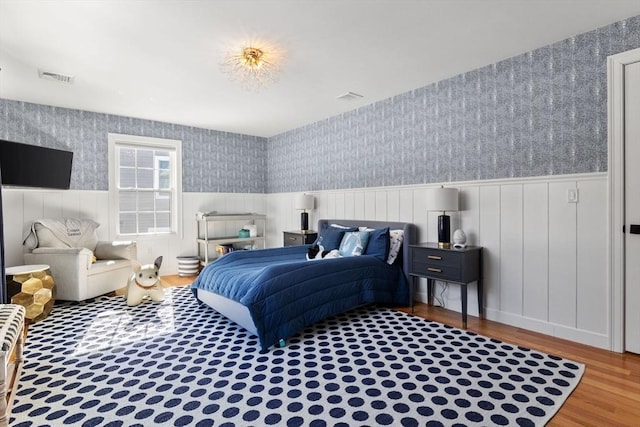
[12,286,583,427]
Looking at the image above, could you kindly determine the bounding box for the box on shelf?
[215,244,234,256]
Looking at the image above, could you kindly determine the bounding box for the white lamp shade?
[295,193,314,211]
[427,187,459,212]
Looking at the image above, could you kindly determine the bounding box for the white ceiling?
[1,0,640,138]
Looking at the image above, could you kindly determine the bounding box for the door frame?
[609,47,640,352]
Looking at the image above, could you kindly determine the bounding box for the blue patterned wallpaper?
[0,99,267,192]
[267,15,640,193]
[2,15,640,194]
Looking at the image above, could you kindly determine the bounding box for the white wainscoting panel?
[479,185,501,313]
[500,184,524,316]
[548,181,578,328]
[412,188,428,242]
[2,189,266,275]
[523,183,549,322]
[2,190,25,268]
[1,173,610,349]
[387,190,400,221]
[266,173,610,349]
[398,189,414,224]
[375,191,387,221]
[576,178,608,335]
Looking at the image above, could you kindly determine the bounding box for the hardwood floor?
[162,275,640,426]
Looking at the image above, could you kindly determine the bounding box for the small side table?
[408,243,483,328]
[5,264,57,323]
[283,230,317,247]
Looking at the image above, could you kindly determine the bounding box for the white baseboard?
[413,293,611,350]
[483,308,610,350]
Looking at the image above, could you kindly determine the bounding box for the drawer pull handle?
[427,267,442,273]
[427,255,442,260]
[288,237,297,240]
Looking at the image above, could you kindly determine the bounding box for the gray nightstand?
[408,242,483,328]
[283,230,317,246]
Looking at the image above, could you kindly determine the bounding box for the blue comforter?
[191,245,409,349]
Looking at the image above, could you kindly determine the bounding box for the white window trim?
[108,133,183,239]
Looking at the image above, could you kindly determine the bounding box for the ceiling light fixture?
[222,42,282,91]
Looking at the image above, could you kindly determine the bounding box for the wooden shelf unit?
[196,213,266,265]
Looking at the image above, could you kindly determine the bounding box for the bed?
[191,219,416,350]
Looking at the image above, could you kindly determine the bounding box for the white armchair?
[23,218,137,301]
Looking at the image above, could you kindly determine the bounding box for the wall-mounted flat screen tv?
[0,140,73,189]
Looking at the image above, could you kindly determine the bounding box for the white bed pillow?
[387,229,404,264]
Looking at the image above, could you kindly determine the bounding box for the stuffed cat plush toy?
[125,256,164,306]
[306,244,340,260]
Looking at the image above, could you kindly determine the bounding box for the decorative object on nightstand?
[408,242,483,328]
[453,229,467,248]
[427,186,459,248]
[283,230,318,247]
[295,193,314,232]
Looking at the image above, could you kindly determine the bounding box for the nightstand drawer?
[411,247,460,268]
[411,262,462,282]
[410,244,481,284]
[283,231,317,246]
[284,233,305,246]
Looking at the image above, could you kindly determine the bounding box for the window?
[108,134,182,237]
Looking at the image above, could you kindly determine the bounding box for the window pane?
[137,149,153,168]
[119,148,135,167]
[120,168,135,188]
[139,213,155,233]
[156,212,170,231]
[137,169,153,188]
[155,151,170,164]
[158,170,170,189]
[119,192,136,212]
[120,213,137,234]
[155,192,170,211]
[138,192,154,211]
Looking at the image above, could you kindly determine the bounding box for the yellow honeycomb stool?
[6,265,56,323]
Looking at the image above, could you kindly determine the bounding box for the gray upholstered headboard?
[316,219,417,284]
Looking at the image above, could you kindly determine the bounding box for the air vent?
[337,91,363,101]
[38,69,75,84]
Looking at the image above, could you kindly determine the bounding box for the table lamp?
[295,193,314,232]
[427,186,459,248]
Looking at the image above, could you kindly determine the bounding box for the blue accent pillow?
[338,231,371,257]
[314,224,358,250]
[363,227,390,261]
